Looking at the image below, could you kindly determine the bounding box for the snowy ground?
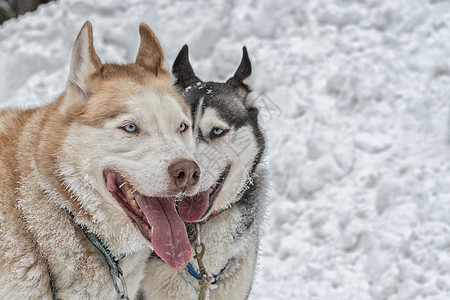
[1,0,450,299]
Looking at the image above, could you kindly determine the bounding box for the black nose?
[168,159,200,191]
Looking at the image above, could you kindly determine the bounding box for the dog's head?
[172,45,265,220]
[57,23,210,269]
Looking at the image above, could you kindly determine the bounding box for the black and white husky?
[140,46,267,299]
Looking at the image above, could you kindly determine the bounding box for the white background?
[0,0,449,299]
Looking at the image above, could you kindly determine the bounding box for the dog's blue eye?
[123,123,137,133]
[179,122,188,133]
[212,128,225,137]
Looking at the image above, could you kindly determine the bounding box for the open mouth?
[104,170,210,270]
[182,165,231,221]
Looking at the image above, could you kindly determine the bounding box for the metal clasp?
[111,263,129,300]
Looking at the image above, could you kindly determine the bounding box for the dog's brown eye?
[179,122,188,133]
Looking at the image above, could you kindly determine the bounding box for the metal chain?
[194,224,210,300]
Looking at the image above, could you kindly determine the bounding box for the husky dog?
[0,22,211,299]
[140,46,267,299]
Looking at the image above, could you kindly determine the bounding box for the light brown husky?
[0,22,211,299]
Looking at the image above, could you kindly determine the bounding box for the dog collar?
[199,174,256,225]
[186,260,229,284]
[49,223,129,300]
[81,226,129,299]
[200,200,237,225]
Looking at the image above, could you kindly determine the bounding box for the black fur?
[172,45,266,246]
[226,47,252,92]
[172,45,265,170]
[172,45,200,88]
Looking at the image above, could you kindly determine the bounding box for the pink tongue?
[134,194,191,269]
[178,190,211,222]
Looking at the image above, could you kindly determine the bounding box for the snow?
[1,0,450,299]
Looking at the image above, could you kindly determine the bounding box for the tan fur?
[70,65,187,127]
[0,22,193,299]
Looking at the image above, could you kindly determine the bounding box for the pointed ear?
[135,24,168,76]
[172,45,201,88]
[66,21,102,101]
[227,47,252,91]
[227,47,255,108]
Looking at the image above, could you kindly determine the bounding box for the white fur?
[195,108,259,212]
[16,169,148,299]
[57,88,198,256]
[142,207,259,299]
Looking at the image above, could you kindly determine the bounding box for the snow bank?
[1,0,449,299]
